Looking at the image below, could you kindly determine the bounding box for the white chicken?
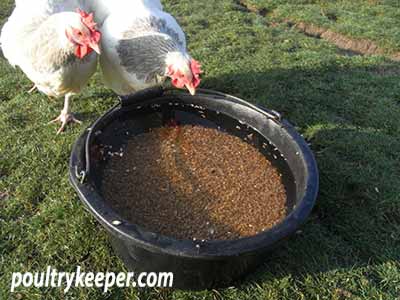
[0,2,101,133]
[99,1,202,96]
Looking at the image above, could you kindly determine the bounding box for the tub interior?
[86,95,305,214]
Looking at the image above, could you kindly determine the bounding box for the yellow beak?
[90,42,101,55]
[185,83,196,96]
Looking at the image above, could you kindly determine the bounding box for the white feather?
[87,0,163,25]
[0,3,98,98]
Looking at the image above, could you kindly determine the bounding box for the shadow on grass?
[74,111,101,123]
[199,62,400,286]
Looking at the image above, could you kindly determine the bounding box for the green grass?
[243,0,400,53]
[1,0,400,299]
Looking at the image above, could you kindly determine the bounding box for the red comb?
[76,8,98,32]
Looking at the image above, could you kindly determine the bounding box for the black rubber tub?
[69,87,319,290]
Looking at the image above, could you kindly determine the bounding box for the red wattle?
[75,45,93,59]
[75,46,82,59]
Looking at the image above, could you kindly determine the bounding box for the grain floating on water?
[101,125,289,240]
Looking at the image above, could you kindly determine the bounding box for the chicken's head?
[65,9,101,59]
[165,53,202,95]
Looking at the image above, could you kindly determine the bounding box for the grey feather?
[117,35,179,82]
[122,16,184,48]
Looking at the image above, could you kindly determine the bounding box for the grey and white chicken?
[0,1,101,133]
[99,1,202,96]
